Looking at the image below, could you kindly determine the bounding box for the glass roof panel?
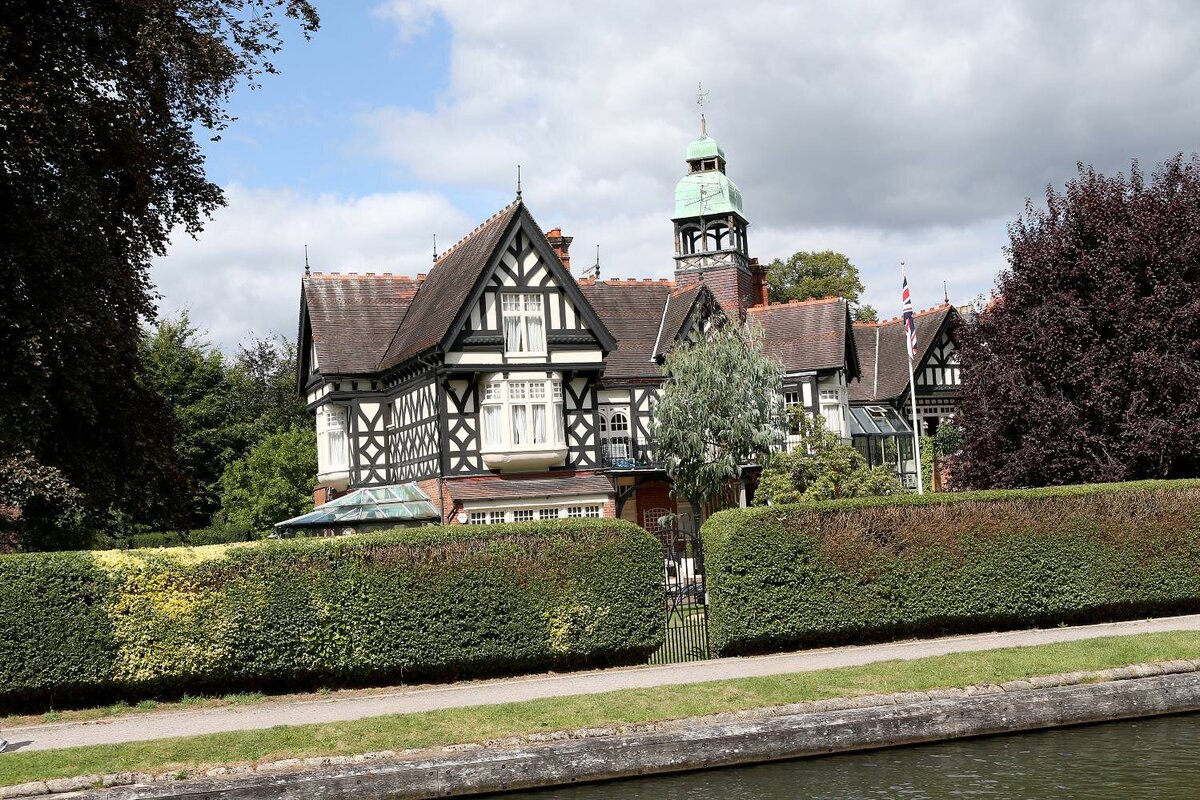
[849,405,912,437]
[275,483,439,529]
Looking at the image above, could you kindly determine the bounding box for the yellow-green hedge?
[0,520,663,710]
[705,479,1200,656]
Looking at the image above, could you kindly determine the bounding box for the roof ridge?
[853,302,953,328]
[307,272,423,282]
[746,295,844,313]
[435,198,521,264]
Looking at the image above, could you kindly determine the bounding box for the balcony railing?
[601,437,663,470]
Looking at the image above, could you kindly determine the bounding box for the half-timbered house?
[295,124,952,531]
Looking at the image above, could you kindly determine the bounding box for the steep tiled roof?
[850,304,955,402]
[654,283,703,358]
[448,474,614,502]
[303,273,421,375]
[748,297,857,375]
[379,201,523,371]
[579,279,676,381]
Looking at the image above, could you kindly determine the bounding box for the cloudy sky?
[153,0,1200,351]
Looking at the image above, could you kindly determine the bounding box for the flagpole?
[901,263,925,495]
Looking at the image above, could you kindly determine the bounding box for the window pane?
[584,506,601,518]
[529,381,546,400]
[469,512,487,525]
[482,405,502,447]
[484,383,503,401]
[532,404,547,444]
[552,380,563,399]
[509,382,527,400]
[513,509,535,522]
[525,314,544,352]
[554,402,564,444]
[502,295,522,311]
[489,510,506,525]
[512,404,528,444]
[524,293,542,311]
[539,508,558,520]
[504,314,523,352]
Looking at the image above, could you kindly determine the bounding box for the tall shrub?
[0,520,662,710]
[704,480,1200,656]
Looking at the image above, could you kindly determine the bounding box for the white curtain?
[525,314,544,352]
[504,315,523,352]
[554,402,565,444]
[512,404,528,444]
[481,405,502,448]
[532,404,547,444]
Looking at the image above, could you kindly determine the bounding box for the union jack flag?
[901,274,917,357]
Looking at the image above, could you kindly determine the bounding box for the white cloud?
[151,186,471,351]
[363,0,1200,312]
[158,2,1200,348]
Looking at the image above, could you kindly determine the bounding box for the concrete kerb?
[4,658,1200,799]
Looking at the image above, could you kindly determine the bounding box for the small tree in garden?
[754,412,904,504]
[654,323,783,516]
[954,156,1200,488]
[217,428,316,532]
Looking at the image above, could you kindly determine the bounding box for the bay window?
[316,404,349,487]
[479,373,568,469]
[502,292,546,355]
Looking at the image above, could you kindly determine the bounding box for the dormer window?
[502,293,546,355]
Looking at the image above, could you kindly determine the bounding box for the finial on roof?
[581,245,601,281]
[516,164,522,199]
[943,280,949,304]
[432,234,438,264]
[696,81,709,136]
[304,244,310,275]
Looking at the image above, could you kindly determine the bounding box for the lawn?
[1,630,1198,787]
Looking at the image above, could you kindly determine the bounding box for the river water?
[503,713,1200,799]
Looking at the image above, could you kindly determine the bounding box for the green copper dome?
[686,134,726,161]
[672,171,745,220]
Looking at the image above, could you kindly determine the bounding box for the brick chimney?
[545,228,573,271]
[750,258,769,308]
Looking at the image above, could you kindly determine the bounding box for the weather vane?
[696,82,709,135]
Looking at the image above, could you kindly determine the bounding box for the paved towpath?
[6,614,1200,753]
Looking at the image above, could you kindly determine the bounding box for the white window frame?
[319,405,349,471]
[599,406,632,460]
[459,495,610,524]
[819,388,843,435]
[479,375,565,452]
[501,292,547,355]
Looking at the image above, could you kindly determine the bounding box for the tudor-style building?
[295,124,963,530]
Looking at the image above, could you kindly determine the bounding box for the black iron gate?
[648,525,710,664]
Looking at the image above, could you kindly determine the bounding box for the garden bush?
[0,520,662,711]
[119,525,259,550]
[704,479,1200,656]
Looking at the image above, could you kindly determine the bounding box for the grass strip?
[2,630,1198,787]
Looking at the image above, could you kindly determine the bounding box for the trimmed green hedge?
[705,479,1200,656]
[0,520,663,710]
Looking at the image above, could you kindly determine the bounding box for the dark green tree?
[0,1,318,545]
[139,315,236,527]
[954,156,1200,488]
[766,249,877,321]
[227,335,312,445]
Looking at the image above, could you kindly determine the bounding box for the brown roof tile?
[654,283,704,358]
[747,297,856,374]
[378,201,523,371]
[849,304,956,402]
[303,273,421,375]
[448,474,614,502]
[579,281,675,381]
